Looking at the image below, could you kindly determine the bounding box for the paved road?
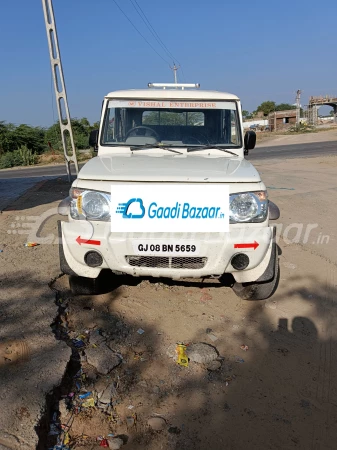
[0,163,80,179]
[0,165,79,211]
[0,139,336,210]
[249,139,337,160]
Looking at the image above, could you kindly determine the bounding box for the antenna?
[170,63,180,84]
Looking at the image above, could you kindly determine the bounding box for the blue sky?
[0,0,336,127]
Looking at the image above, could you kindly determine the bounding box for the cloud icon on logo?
[116,198,145,219]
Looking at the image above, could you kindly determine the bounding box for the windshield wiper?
[187,145,238,156]
[130,144,183,154]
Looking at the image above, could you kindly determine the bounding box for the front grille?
[125,255,207,269]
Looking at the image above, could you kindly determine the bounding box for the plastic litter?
[176,343,189,367]
[82,397,95,408]
[207,333,218,342]
[50,446,69,450]
[99,439,109,448]
[73,339,85,348]
[79,392,92,399]
[137,328,145,335]
[240,344,249,351]
[235,356,245,363]
[24,242,39,247]
[127,405,134,409]
[126,415,136,427]
[63,432,70,446]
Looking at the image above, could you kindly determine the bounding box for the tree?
[0,122,45,154]
[242,110,253,120]
[256,101,276,116]
[44,118,98,150]
[275,103,296,111]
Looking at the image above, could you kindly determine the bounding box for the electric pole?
[41,0,79,181]
[296,89,302,127]
[170,63,180,84]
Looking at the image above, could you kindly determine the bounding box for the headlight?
[230,191,268,223]
[69,188,111,221]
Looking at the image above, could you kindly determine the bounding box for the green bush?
[287,123,316,133]
[0,150,23,168]
[0,145,37,169]
[18,145,38,165]
[0,117,98,168]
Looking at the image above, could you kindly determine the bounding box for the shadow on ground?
[31,269,337,450]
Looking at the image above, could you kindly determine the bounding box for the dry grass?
[37,149,92,166]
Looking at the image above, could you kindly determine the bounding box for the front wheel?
[232,257,280,300]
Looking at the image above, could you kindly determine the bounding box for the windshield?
[101,99,242,148]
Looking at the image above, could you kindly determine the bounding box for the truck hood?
[78,154,261,183]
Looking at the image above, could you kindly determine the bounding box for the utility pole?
[296,89,302,127]
[41,0,78,182]
[170,63,180,84]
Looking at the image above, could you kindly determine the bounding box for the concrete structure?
[307,96,337,125]
[268,110,297,131]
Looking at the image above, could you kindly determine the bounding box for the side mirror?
[89,129,99,151]
[244,130,256,155]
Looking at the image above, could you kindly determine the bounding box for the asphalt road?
[0,163,80,179]
[0,165,79,211]
[248,139,337,160]
[0,139,336,211]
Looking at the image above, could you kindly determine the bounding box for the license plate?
[132,241,199,256]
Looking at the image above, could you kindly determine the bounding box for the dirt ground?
[256,127,337,147]
[0,152,337,450]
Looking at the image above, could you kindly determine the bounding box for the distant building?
[268,110,297,131]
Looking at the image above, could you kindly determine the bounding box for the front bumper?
[59,220,275,282]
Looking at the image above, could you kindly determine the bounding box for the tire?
[232,257,280,300]
[69,270,116,296]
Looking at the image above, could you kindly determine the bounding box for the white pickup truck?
[58,83,280,300]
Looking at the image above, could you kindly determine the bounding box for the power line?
[129,0,181,67]
[111,0,171,65]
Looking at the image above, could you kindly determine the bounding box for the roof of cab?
[105,89,239,101]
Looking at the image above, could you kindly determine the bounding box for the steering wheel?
[126,126,160,141]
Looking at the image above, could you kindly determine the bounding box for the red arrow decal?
[76,236,101,246]
[234,241,259,250]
